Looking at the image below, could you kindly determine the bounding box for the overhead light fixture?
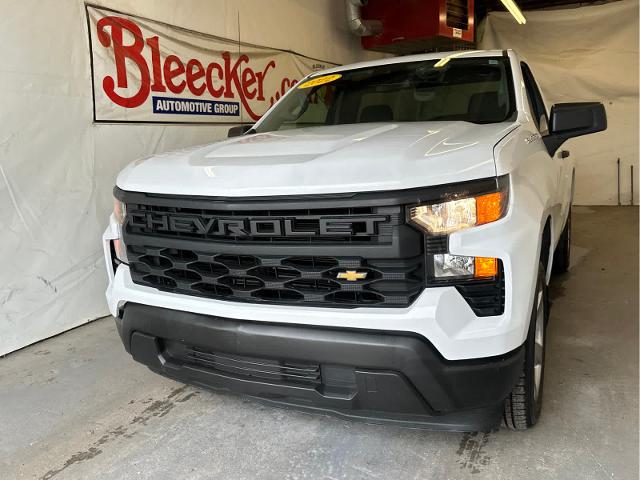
[499,0,527,24]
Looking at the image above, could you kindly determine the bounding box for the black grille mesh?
[128,245,424,307]
[162,340,322,387]
[184,346,321,386]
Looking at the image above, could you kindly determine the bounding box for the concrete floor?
[1,206,638,480]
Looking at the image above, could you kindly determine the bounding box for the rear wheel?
[503,263,548,430]
[552,208,571,274]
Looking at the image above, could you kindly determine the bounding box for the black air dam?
[116,303,524,431]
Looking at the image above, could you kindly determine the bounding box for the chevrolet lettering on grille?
[128,212,388,237]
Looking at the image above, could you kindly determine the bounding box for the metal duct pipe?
[346,0,382,37]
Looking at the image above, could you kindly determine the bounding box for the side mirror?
[228,125,254,138]
[543,102,607,156]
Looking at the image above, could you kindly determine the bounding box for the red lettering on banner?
[97,16,150,108]
[222,52,243,100]
[221,53,266,120]
[256,61,276,101]
[186,59,206,96]
[146,36,166,93]
[206,63,224,98]
[96,15,292,120]
[164,55,186,94]
[242,69,257,100]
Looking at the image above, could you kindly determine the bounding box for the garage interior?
[0,0,638,479]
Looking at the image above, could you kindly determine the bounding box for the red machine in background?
[360,0,475,54]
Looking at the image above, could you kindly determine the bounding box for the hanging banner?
[86,6,336,124]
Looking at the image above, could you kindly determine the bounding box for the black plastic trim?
[122,230,417,258]
[114,176,501,211]
[108,240,123,273]
[116,303,525,430]
[543,102,607,156]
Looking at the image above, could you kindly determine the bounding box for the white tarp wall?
[0,0,382,355]
[479,0,639,205]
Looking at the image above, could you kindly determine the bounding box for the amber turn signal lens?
[476,192,504,226]
[474,257,498,277]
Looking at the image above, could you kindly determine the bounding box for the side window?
[521,62,549,135]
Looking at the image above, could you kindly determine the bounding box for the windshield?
[255,57,516,133]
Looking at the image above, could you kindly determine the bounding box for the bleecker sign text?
[87,6,335,123]
[96,16,274,120]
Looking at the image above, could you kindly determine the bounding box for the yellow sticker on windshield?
[297,74,342,89]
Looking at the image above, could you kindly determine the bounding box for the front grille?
[120,188,427,308]
[120,179,508,312]
[183,346,321,386]
[127,246,424,307]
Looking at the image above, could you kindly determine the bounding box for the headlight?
[114,199,126,226]
[113,199,128,264]
[434,253,475,278]
[434,254,498,279]
[409,177,508,285]
[409,185,508,235]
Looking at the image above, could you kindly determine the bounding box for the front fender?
[449,125,560,347]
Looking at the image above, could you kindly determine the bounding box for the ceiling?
[483,0,615,10]
[477,0,617,23]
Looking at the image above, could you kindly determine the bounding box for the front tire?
[503,263,548,430]
[552,208,571,274]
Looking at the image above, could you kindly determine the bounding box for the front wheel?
[552,208,571,274]
[503,262,548,430]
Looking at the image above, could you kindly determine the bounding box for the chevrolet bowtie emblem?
[336,270,368,281]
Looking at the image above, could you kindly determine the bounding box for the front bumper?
[116,303,524,431]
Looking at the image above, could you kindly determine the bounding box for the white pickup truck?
[103,50,606,431]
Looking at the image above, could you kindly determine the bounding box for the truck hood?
[117,122,518,197]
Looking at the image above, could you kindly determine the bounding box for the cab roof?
[317,49,512,77]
